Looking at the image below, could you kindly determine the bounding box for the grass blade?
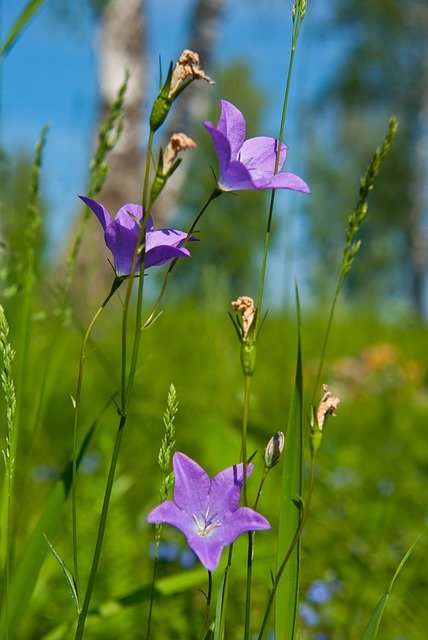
[44,535,81,613]
[0,424,95,639]
[361,536,420,640]
[274,286,303,640]
[0,0,48,58]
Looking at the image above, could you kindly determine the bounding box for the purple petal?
[203,121,232,180]
[147,500,190,531]
[211,99,246,159]
[219,506,271,548]
[261,171,310,193]
[209,463,253,514]
[79,195,111,230]
[104,216,141,276]
[238,137,287,179]
[172,452,210,515]
[114,203,143,228]
[218,160,257,191]
[185,533,225,572]
[145,244,191,268]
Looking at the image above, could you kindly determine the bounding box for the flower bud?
[240,341,256,378]
[264,431,285,468]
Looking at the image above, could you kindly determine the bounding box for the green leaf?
[44,535,80,613]
[0,0,48,58]
[361,536,420,640]
[274,286,303,640]
[213,567,228,640]
[0,424,95,639]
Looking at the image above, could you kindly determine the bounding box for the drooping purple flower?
[79,195,194,277]
[147,452,271,572]
[203,99,310,193]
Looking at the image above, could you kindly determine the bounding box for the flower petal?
[213,99,247,158]
[186,533,225,572]
[147,501,195,538]
[104,216,141,276]
[114,203,143,228]
[238,137,287,179]
[262,171,310,193]
[217,160,257,191]
[173,452,210,515]
[203,121,232,180]
[209,463,253,514]
[219,506,271,548]
[79,195,111,231]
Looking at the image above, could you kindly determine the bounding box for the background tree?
[305,0,427,316]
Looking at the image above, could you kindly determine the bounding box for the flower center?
[193,507,222,537]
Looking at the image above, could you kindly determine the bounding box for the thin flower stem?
[244,465,270,640]
[241,375,252,504]
[146,540,160,640]
[257,454,317,640]
[71,278,121,593]
[255,7,305,335]
[198,571,213,640]
[74,415,126,640]
[143,188,222,329]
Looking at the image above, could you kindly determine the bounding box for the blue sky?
[1,0,336,301]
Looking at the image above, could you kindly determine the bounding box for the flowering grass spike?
[147,452,270,571]
[204,99,310,193]
[79,196,194,277]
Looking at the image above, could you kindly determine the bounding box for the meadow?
[0,2,427,639]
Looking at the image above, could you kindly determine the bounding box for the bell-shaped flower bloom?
[147,452,270,571]
[203,99,310,193]
[79,196,194,277]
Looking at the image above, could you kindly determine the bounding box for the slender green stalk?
[74,121,157,640]
[73,416,126,640]
[71,278,122,594]
[199,571,213,640]
[0,126,47,570]
[257,455,316,640]
[0,305,16,640]
[143,188,222,329]
[311,116,398,403]
[255,2,306,334]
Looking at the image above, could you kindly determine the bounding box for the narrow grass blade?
[0,0,48,58]
[44,535,80,613]
[0,424,94,639]
[361,536,420,640]
[213,568,228,640]
[274,286,303,640]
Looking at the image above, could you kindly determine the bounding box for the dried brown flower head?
[231,296,256,339]
[169,49,214,97]
[316,384,340,431]
[163,133,197,174]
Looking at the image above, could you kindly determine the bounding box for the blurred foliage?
[0,149,47,289]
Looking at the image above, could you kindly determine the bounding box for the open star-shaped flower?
[79,195,194,277]
[203,99,310,193]
[147,452,270,571]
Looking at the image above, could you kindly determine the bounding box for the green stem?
[255,12,301,335]
[241,375,252,504]
[74,416,126,640]
[257,454,317,640]
[71,278,121,594]
[143,188,222,329]
[146,539,160,640]
[198,571,213,640]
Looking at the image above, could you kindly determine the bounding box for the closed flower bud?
[240,341,256,378]
[264,431,285,468]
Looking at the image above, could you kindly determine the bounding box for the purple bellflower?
[79,195,193,277]
[203,99,310,193]
[147,452,271,572]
